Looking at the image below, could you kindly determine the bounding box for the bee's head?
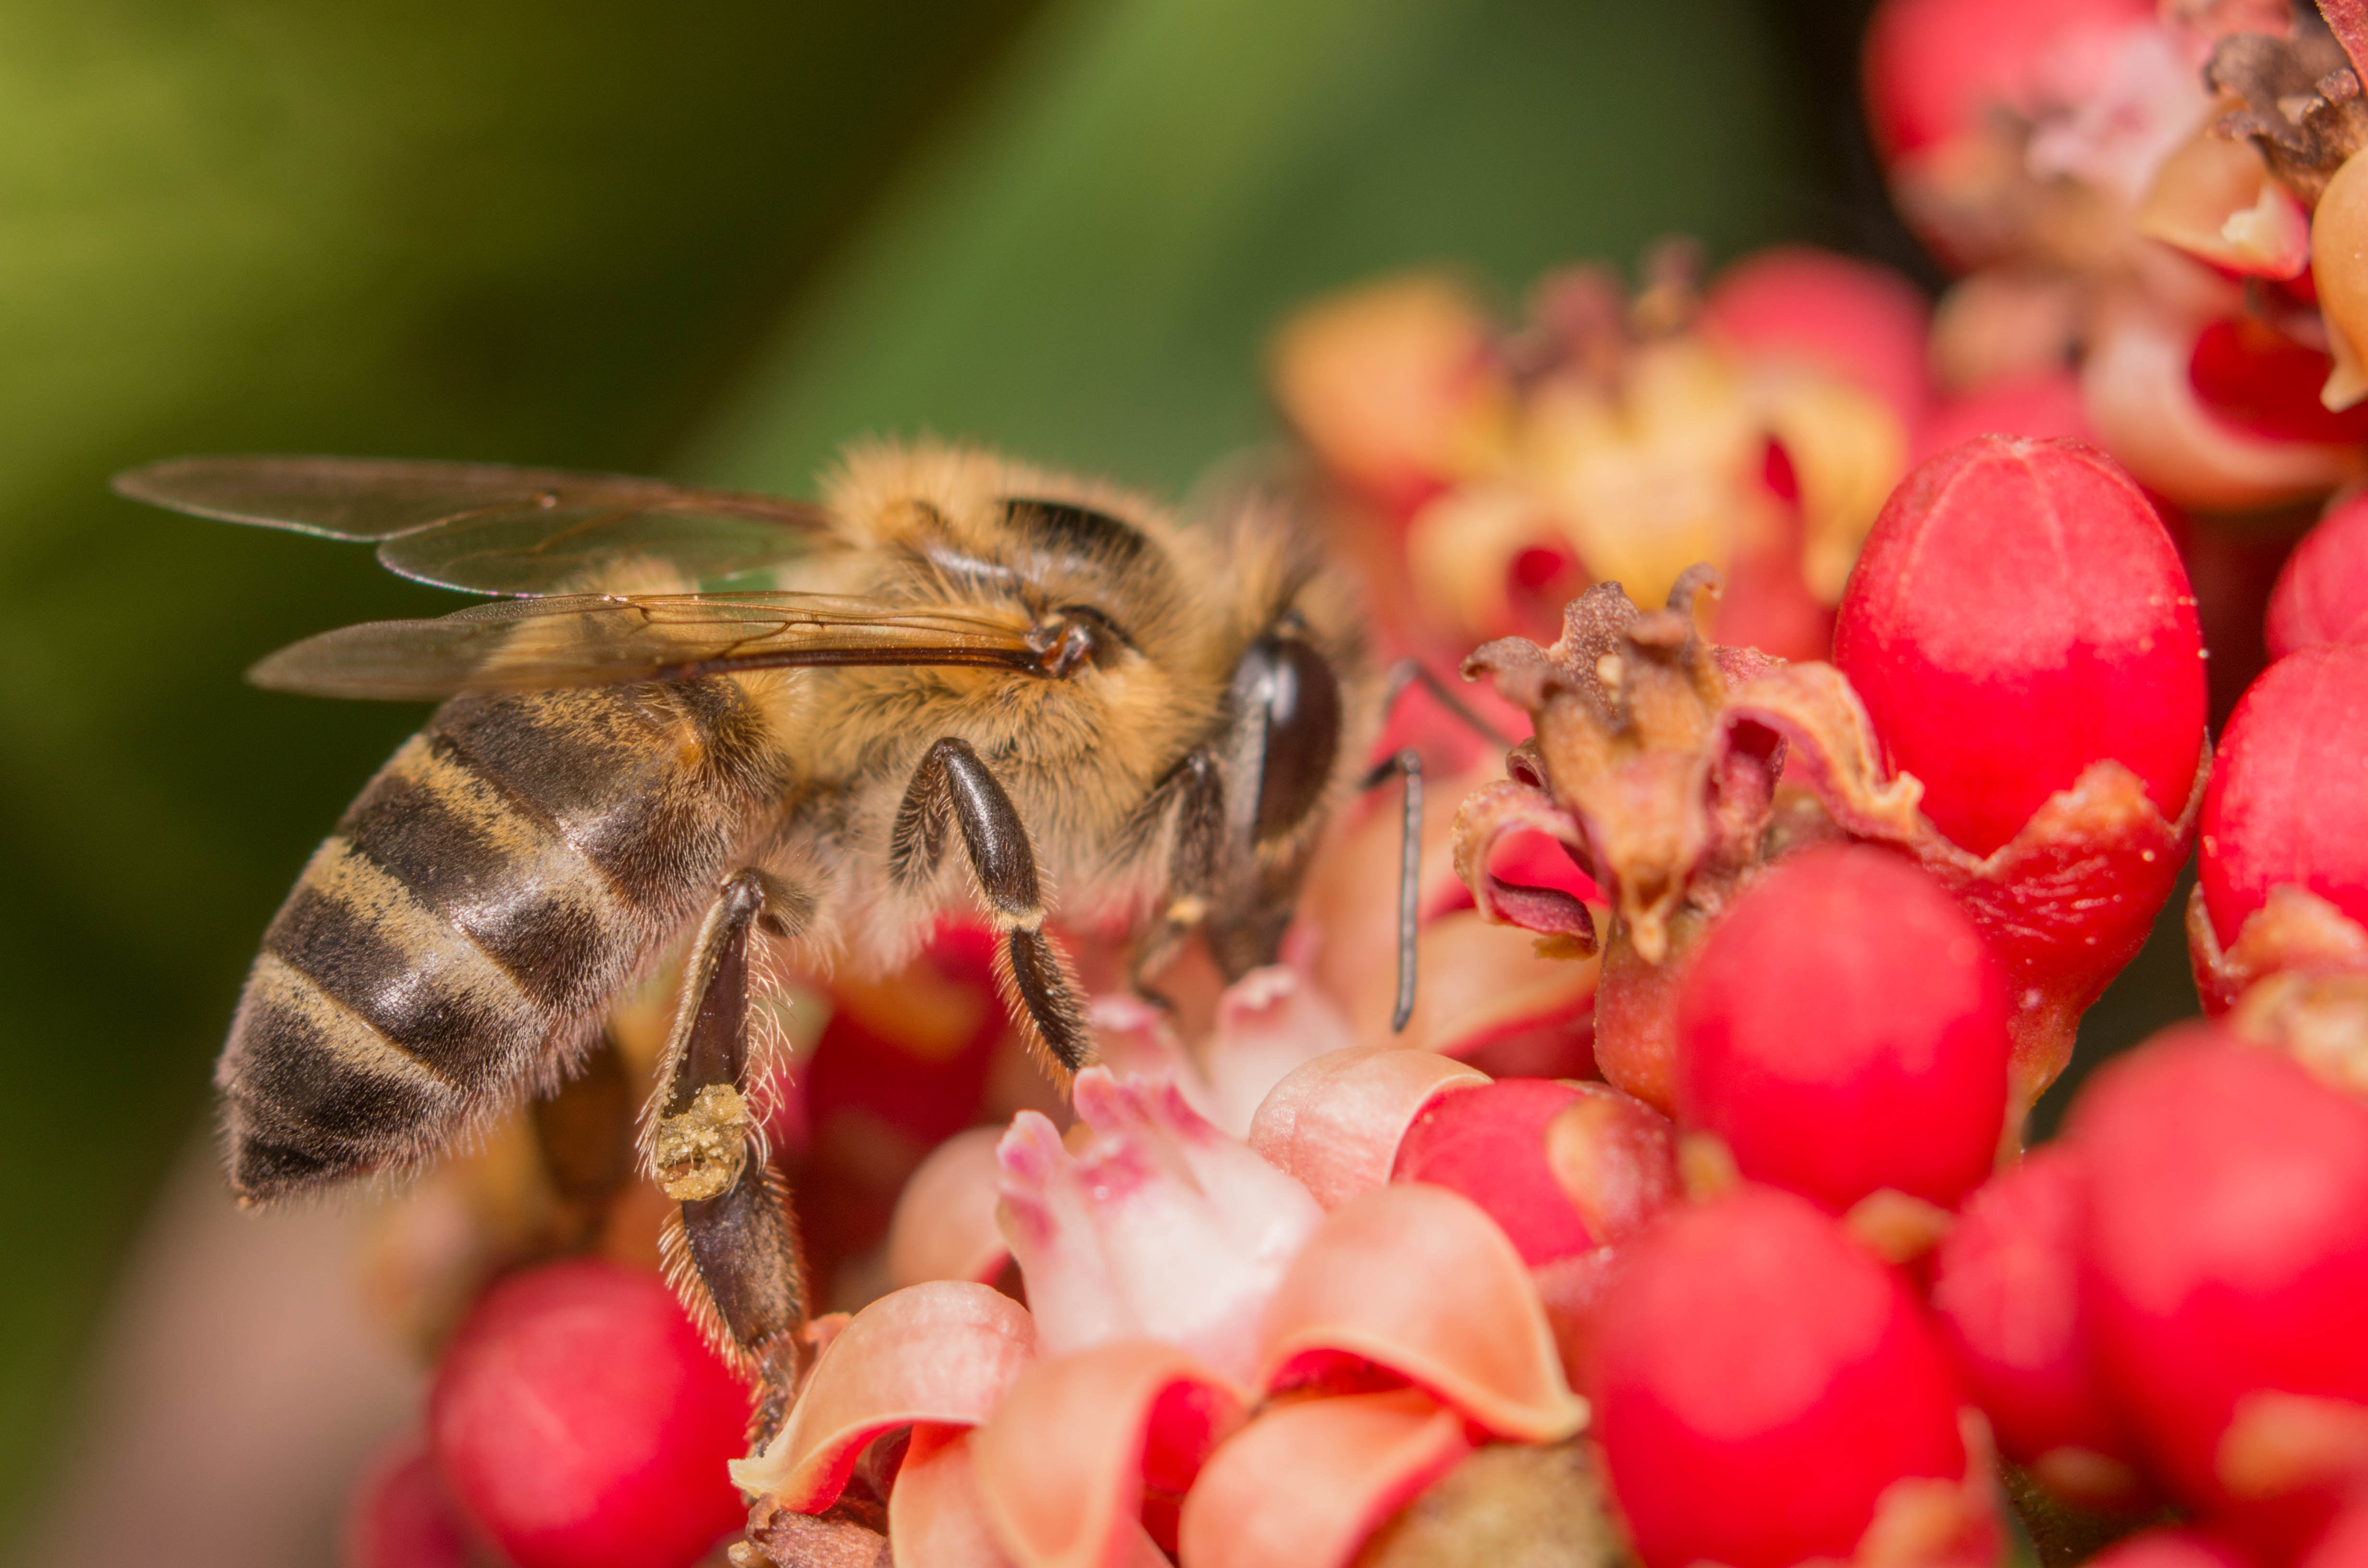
[1190,471,1375,977]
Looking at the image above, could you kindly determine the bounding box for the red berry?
[1860,0,2151,163]
[429,1260,750,1568]
[2070,1032,2368,1543]
[344,1430,474,1568]
[1836,436,2206,858]
[2301,1502,2368,1568]
[2087,1530,2256,1568]
[1928,1149,2139,1490]
[2198,643,2368,946]
[1591,1186,1968,1568]
[1673,845,2010,1213]
[1392,1078,1597,1265]
[2268,492,2368,660]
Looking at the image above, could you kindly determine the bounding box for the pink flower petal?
[1091,972,1359,1140]
[730,1282,1035,1511]
[998,1070,1322,1388]
[1087,993,1187,1083]
[889,1425,1018,1568]
[973,1340,1245,1568]
[1258,1183,1588,1443]
[1246,1047,1491,1210]
[889,1128,1013,1290]
[1174,1390,1474,1568]
[893,1423,1167,1568]
[1196,967,1359,1138]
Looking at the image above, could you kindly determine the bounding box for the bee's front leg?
[1117,747,1226,1004]
[889,736,1095,1079]
[646,870,807,1449]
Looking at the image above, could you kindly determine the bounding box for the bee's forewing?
[111,454,831,596]
[246,592,1043,701]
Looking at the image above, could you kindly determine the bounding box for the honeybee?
[118,441,1416,1430]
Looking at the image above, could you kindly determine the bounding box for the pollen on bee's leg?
[653,1083,754,1202]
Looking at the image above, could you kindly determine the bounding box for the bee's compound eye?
[1246,634,1342,843]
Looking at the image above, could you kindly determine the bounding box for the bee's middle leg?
[648,869,806,1448]
[889,736,1095,1078]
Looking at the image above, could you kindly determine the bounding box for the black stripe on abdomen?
[263,837,548,1093]
[338,732,619,1011]
[216,949,465,1200]
[424,682,774,913]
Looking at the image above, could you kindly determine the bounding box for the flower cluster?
[341,414,2368,1568]
[1267,244,1928,663]
[1865,0,2363,506]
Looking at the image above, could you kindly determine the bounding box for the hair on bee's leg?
[890,736,1095,1081]
[1361,748,1424,1032]
[645,869,808,1450]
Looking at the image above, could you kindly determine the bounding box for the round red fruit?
[1836,435,2206,858]
[2267,491,2368,660]
[2197,643,2368,946]
[1674,845,2010,1213]
[1393,1078,1596,1265]
[1928,1148,2141,1502]
[344,1429,474,1568]
[2088,1531,2256,1568]
[429,1259,750,1568]
[2301,1503,2368,1568]
[2070,1031,2368,1545]
[1591,1185,1968,1568]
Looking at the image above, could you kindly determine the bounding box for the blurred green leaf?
[693,0,1823,495]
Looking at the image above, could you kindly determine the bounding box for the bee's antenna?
[1382,658,1512,748]
[1362,747,1424,1032]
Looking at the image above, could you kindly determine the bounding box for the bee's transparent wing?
[248,593,1044,700]
[112,455,832,596]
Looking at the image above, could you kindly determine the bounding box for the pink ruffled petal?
[889,1425,1017,1568]
[973,1340,1245,1568]
[889,1127,1013,1290]
[730,1282,1035,1510]
[1258,1184,1588,1443]
[1196,967,1359,1138]
[1246,1048,1491,1211]
[892,1423,1164,1568]
[1091,972,1359,1140]
[998,1070,1322,1387]
[1174,1390,1474,1568]
[1087,993,1188,1083]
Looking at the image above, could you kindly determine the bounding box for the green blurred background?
[0,0,2184,1549]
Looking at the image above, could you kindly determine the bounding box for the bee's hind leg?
[647,869,808,1449]
[890,736,1096,1080]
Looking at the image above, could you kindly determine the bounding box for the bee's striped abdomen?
[219,679,781,1201]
